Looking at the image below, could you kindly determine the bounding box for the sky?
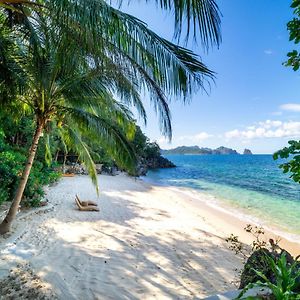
[120,0,300,154]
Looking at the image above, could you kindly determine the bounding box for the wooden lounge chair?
[75,197,99,212]
[75,194,98,207]
[63,173,75,177]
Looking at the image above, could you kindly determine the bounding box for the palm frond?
[61,125,99,192]
[45,0,214,137]
[63,107,137,172]
[118,0,221,47]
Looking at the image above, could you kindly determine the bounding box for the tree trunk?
[63,151,67,173]
[0,120,44,234]
[54,150,59,163]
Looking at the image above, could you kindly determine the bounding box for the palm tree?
[0,15,138,233]
[0,0,221,233]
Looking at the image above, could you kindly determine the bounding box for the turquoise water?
[146,155,300,235]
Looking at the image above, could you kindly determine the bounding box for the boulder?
[239,248,298,290]
[239,249,275,289]
[95,164,103,174]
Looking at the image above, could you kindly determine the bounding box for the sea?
[145,154,300,239]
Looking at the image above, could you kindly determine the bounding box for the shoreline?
[0,174,299,299]
[141,177,300,256]
[142,176,300,254]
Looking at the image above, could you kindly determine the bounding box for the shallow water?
[146,155,300,235]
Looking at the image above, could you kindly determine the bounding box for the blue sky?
[121,1,300,154]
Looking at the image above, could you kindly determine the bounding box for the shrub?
[237,253,300,300]
[0,150,61,207]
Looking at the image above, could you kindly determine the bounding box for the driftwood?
[75,196,99,212]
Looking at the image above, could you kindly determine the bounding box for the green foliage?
[276,2,300,184]
[285,1,300,70]
[273,140,300,184]
[0,0,222,218]
[0,113,61,207]
[0,129,5,150]
[237,253,300,300]
[130,126,161,159]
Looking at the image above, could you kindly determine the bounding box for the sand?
[0,174,299,299]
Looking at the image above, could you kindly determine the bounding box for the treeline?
[0,112,171,206]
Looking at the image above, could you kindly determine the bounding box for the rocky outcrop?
[136,156,176,176]
[60,156,175,177]
[243,149,253,155]
[62,163,117,175]
[146,156,176,169]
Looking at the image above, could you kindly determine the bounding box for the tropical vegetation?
[274,0,300,185]
[238,253,300,300]
[0,1,221,233]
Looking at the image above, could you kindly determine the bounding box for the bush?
[0,150,61,207]
[273,140,300,184]
[238,253,300,299]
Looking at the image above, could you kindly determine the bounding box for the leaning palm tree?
[0,0,221,233]
[0,15,138,233]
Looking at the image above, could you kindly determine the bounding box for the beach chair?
[75,194,98,207]
[75,196,99,212]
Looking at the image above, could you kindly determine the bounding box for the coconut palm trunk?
[0,119,45,234]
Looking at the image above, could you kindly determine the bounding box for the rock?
[95,164,103,174]
[239,249,275,289]
[134,156,175,176]
[239,248,299,290]
[64,163,87,175]
[146,156,176,169]
[243,149,253,155]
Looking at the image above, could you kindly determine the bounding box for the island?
[161,145,240,155]
[243,148,253,155]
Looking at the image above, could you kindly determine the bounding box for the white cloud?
[280,103,300,112]
[178,132,213,142]
[264,49,273,55]
[225,120,300,140]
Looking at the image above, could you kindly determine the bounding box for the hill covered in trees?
[162,146,247,155]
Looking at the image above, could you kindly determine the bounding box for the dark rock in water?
[239,248,299,290]
[135,156,176,176]
[243,148,253,155]
[146,156,176,169]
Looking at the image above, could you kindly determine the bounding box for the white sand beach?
[0,174,299,299]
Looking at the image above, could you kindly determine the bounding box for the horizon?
[160,144,272,155]
[121,1,300,154]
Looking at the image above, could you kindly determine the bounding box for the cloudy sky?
[121,0,300,154]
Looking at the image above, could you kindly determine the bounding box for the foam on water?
[146,154,300,239]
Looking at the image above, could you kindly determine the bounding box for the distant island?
[161,146,253,155]
[243,148,253,155]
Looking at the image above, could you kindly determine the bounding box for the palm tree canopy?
[118,0,221,47]
[48,0,218,138]
[0,0,221,47]
[1,0,221,140]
